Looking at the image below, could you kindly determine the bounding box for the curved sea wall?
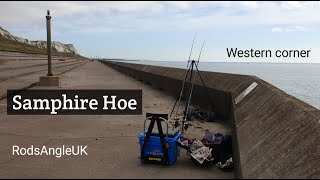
[101,61,320,179]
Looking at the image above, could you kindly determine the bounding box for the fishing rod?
[186,33,197,69]
[169,33,197,120]
[174,33,197,119]
[181,40,206,133]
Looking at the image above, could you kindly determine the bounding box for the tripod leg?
[182,60,196,133]
[195,63,215,111]
[169,95,181,118]
[169,64,192,118]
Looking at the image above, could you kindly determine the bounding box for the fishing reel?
[173,120,180,128]
[183,121,189,131]
[170,117,189,132]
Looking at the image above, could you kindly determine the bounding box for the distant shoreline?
[100,59,320,65]
[98,59,140,62]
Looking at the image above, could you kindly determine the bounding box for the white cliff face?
[14,36,31,44]
[0,26,78,54]
[0,27,16,40]
[52,41,78,54]
[65,44,78,54]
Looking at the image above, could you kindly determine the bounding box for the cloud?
[1,1,320,29]
[272,27,283,33]
[0,1,319,36]
[1,1,320,61]
[272,26,308,33]
[281,1,306,10]
[285,26,307,32]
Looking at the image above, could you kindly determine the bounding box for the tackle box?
[138,130,182,166]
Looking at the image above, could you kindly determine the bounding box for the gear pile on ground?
[177,130,234,169]
[189,140,214,164]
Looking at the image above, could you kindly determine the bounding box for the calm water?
[120,60,320,109]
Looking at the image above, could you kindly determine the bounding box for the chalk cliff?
[0,26,78,54]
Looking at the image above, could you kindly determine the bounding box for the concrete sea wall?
[101,61,320,179]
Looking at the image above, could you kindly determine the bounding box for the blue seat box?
[138,131,182,165]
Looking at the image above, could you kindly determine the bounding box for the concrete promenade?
[104,61,320,179]
[0,59,233,178]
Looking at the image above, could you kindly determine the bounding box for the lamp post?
[39,10,60,86]
[46,10,52,76]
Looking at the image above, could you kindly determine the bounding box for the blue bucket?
[138,132,182,165]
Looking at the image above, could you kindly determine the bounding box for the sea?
[118,60,320,110]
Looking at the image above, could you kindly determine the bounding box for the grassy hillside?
[0,36,83,58]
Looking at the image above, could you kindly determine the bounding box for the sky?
[1,1,320,63]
